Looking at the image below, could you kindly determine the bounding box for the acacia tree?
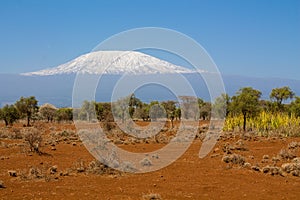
[213,93,230,119]
[0,105,19,126]
[161,101,176,127]
[175,107,181,120]
[200,102,211,120]
[133,103,149,121]
[39,103,57,122]
[128,94,142,118]
[56,108,73,122]
[179,96,199,120]
[15,96,38,126]
[230,87,262,131]
[149,101,165,121]
[270,86,294,111]
[95,102,113,122]
[78,101,96,121]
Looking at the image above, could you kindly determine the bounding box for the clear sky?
[0,0,299,80]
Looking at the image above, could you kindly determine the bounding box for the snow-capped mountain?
[22,51,196,76]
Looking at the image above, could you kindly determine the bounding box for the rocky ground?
[0,121,300,199]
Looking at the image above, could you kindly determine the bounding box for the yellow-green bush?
[223,111,300,137]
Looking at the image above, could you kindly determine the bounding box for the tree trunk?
[243,112,247,131]
[4,119,8,127]
[27,116,30,127]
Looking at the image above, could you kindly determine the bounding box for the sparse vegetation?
[0,105,19,126]
[15,96,38,126]
[24,128,43,154]
[1,87,300,199]
[39,103,57,122]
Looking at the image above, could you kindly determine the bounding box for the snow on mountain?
[21,51,198,76]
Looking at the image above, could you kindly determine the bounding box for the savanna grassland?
[1,86,300,199]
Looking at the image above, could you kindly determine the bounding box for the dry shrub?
[281,161,300,177]
[87,160,118,175]
[288,141,300,149]
[222,153,245,166]
[235,139,248,151]
[278,148,296,160]
[140,158,152,167]
[24,128,43,153]
[16,164,58,182]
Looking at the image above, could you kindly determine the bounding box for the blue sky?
[0,0,299,80]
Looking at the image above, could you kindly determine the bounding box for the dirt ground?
[1,121,300,200]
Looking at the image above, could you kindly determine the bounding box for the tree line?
[1,86,300,131]
[0,96,72,126]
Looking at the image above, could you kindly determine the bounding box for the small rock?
[49,165,58,174]
[292,157,300,164]
[270,167,281,176]
[263,155,269,160]
[272,156,281,162]
[140,158,152,166]
[72,142,76,146]
[281,163,297,173]
[8,170,17,177]
[222,155,231,163]
[243,162,251,169]
[291,170,300,177]
[51,147,56,151]
[59,171,69,176]
[251,165,260,172]
[0,180,5,188]
[151,154,159,159]
[77,167,85,173]
[262,166,270,173]
[249,155,255,160]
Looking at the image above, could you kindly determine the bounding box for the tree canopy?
[230,87,262,131]
[270,86,294,111]
[15,96,38,126]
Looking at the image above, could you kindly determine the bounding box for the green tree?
[128,94,142,117]
[179,96,199,120]
[133,103,149,121]
[78,101,96,121]
[175,107,181,121]
[230,87,262,131]
[56,108,73,122]
[259,100,274,112]
[0,105,19,126]
[39,103,57,122]
[200,102,211,120]
[161,101,176,127]
[95,102,113,122]
[149,101,165,121]
[15,96,38,126]
[291,96,300,117]
[270,86,294,111]
[213,93,230,119]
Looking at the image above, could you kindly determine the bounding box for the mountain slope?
[22,51,196,76]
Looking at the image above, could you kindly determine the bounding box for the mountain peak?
[21,51,197,76]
